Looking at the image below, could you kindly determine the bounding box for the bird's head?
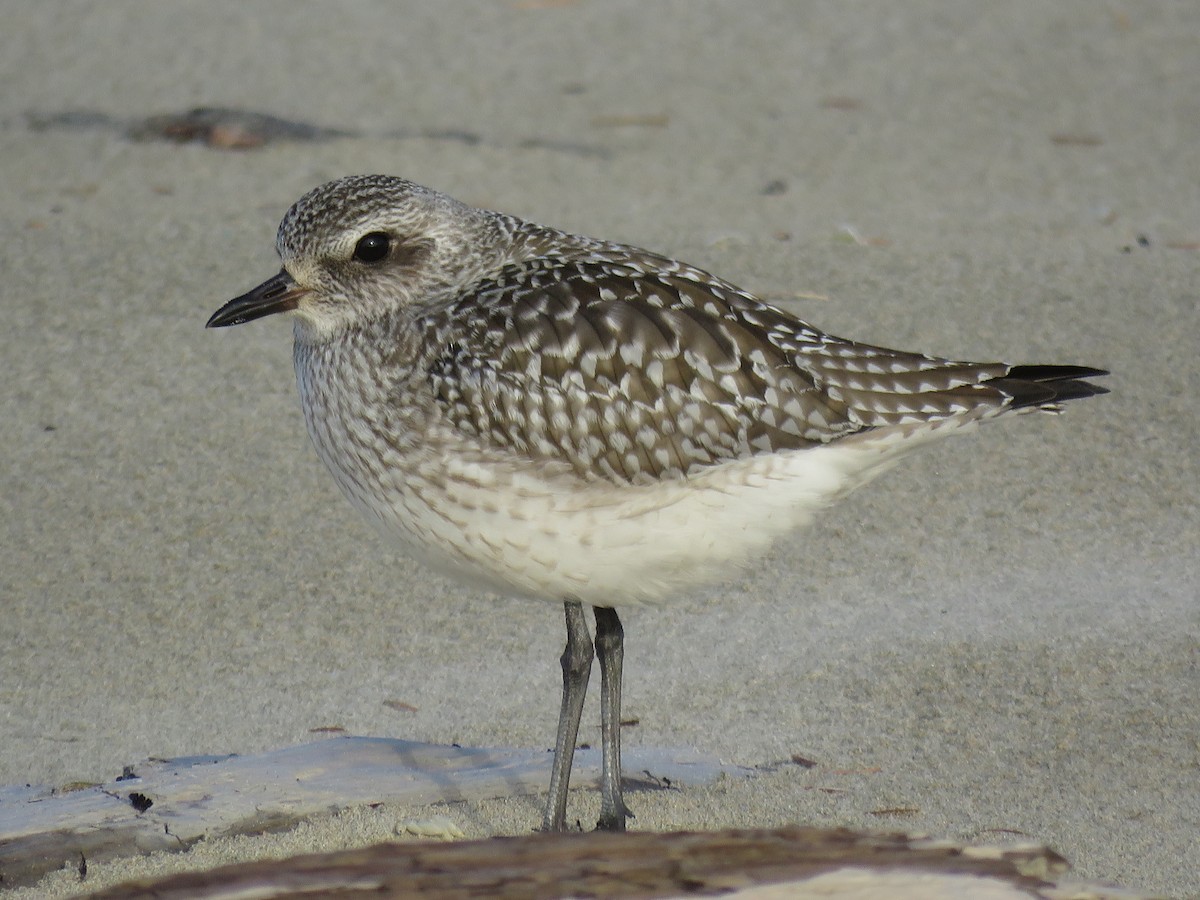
[207,174,507,343]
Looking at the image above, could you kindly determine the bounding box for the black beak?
[207,269,307,328]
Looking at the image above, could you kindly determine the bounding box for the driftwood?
[0,737,745,889]
[77,826,1146,900]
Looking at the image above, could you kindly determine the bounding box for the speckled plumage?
[208,174,1107,832]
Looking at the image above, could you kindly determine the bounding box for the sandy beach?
[2,2,1197,895]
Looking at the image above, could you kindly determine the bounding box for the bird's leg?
[541,599,593,832]
[593,605,632,831]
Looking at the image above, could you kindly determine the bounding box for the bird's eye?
[353,232,391,263]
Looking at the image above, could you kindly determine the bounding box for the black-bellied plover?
[207,174,1107,833]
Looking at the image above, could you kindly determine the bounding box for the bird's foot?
[596,802,634,832]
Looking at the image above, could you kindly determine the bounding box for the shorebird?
[207,174,1107,832]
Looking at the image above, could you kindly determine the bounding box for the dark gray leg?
[541,600,593,832]
[593,605,632,831]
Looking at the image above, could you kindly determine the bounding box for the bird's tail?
[994,365,1109,410]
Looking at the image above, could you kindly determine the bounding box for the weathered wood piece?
[82,826,1145,900]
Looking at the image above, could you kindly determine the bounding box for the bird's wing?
[419,252,1020,484]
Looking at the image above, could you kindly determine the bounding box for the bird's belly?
[305,407,904,607]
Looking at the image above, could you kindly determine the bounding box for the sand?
[1,2,1196,896]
